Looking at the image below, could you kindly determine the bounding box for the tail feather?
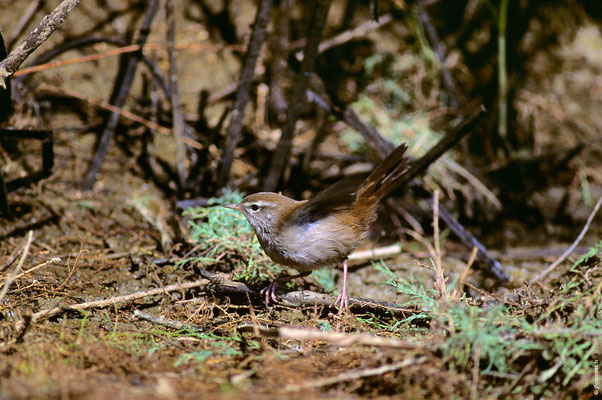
[356,143,410,203]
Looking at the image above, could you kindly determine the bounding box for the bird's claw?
[260,281,279,306]
[333,287,349,313]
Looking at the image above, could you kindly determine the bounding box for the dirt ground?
[1,1,601,399]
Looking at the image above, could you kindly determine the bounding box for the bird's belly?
[273,217,365,270]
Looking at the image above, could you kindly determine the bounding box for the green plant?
[375,251,601,397]
[181,189,284,285]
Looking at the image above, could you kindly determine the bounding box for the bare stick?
[0,257,61,283]
[293,14,393,58]
[0,230,33,303]
[17,279,208,329]
[347,243,404,262]
[217,0,272,187]
[0,0,81,89]
[81,0,160,190]
[267,0,292,125]
[238,323,424,349]
[263,0,332,191]
[165,0,195,189]
[417,4,459,108]
[285,356,428,392]
[397,105,486,186]
[38,83,172,136]
[0,246,22,273]
[432,190,446,299]
[450,246,478,300]
[278,290,416,317]
[427,196,508,283]
[277,326,422,348]
[14,38,173,101]
[530,195,602,283]
[442,158,502,210]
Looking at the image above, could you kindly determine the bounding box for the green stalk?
[498,0,509,152]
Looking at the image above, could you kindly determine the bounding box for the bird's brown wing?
[289,173,366,225]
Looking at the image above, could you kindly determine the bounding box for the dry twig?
[263,0,332,190]
[37,83,173,136]
[284,356,428,392]
[238,323,425,349]
[218,0,272,187]
[82,0,160,190]
[432,190,447,299]
[277,326,422,348]
[0,0,81,88]
[14,279,208,330]
[450,246,478,300]
[166,0,195,189]
[0,230,33,303]
[347,243,404,262]
[530,195,602,283]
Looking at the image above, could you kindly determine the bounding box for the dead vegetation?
[1,0,601,399]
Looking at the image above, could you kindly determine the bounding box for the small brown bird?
[225,143,410,310]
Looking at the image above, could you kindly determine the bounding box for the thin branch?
[267,0,292,125]
[450,246,478,300]
[278,290,417,317]
[14,38,173,100]
[0,245,22,273]
[15,279,209,330]
[427,197,509,283]
[417,4,459,108]
[442,157,502,211]
[0,0,81,89]
[0,230,33,303]
[319,13,392,54]
[239,324,424,349]
[0,257,61,283]
[166,0,195,189]
[217,0,272,187]
[497,0,510,152]
[81,0,160,190]
[15,41,244,80]
[432,190,446,299]
[396,105,486,186]
[530,195,602,283]
[284,356,428,392]
[293,13,393,57]
[263,0,333,191]
[38,83,173,136]
[347,243,404,262]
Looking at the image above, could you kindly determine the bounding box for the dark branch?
[263,0,333,191]
[217,0,272,188]
[81,0,160,190]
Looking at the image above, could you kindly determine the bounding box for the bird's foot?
[333,287,349,313]
[260,271,312,307]
[260,280,280,306]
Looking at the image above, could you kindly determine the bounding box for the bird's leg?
[333,259,349,311]
[261,270,312,306]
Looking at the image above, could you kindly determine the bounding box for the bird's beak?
[223,203,241,211]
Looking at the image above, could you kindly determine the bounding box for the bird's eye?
[250,204,260,212]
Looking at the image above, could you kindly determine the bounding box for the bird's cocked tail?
[355,143,410,204]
